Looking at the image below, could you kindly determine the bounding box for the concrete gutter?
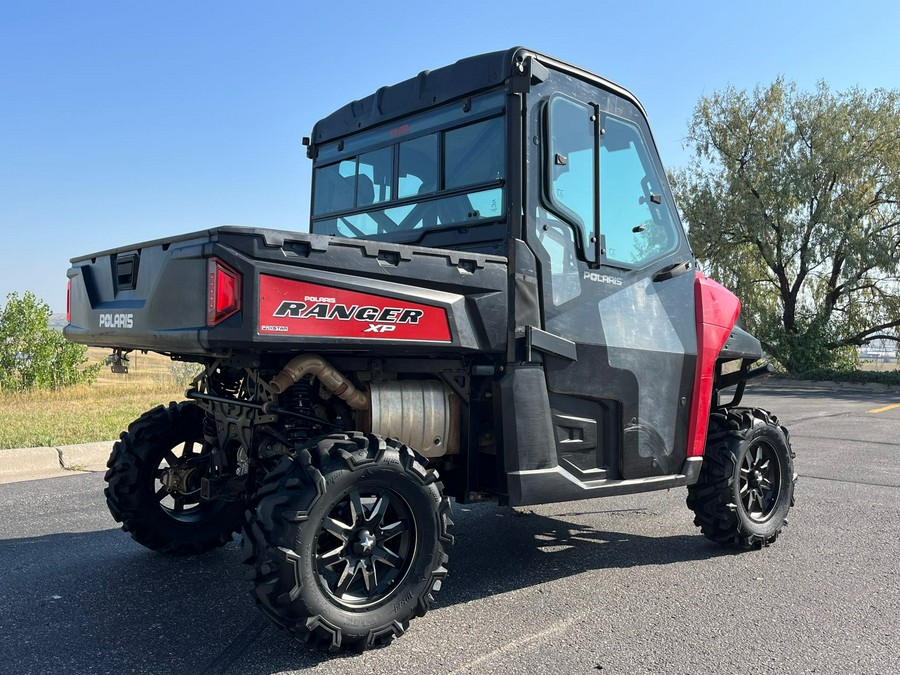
[0,440,113,484]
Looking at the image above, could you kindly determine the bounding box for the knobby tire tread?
[104,401,244,555]
[687,407,797,549]
[241,433,453,652]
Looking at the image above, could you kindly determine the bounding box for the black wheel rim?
[315,486,416,609]
[154,438,222,523]
[739,440,783,522]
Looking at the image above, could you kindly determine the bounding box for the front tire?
[104,402,245,554]
[242,433,453,652]
[687,408,797,549]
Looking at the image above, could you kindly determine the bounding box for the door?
[526,71,698,480]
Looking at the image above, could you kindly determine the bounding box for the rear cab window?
[311,91,507,242]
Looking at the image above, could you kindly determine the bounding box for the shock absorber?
[201,408,229,474]
[202,413,218,448]
[279,377,324,446]
[211,367,243,398]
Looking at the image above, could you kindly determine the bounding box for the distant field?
[0,348,199,449]
[860,358,898,372]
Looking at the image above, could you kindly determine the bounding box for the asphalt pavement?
[1,384,898,674]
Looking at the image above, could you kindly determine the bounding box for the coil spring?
[209,367,243,397]
[202,412,218,446]
[279,377,322,445]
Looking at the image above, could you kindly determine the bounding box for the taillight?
[207,258,242,325]
[66,279,71,324]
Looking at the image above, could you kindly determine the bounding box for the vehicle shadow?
[0,500,728,674]
[443,501,727,605]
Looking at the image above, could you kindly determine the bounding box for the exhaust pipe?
[269,354,369,410]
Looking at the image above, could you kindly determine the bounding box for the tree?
[0,291,100,391]
[671,79,900,372]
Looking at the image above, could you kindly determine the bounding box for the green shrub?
[167,360,203,388]
[0,291,100,391]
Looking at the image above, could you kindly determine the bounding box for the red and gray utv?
[65,47,796,652]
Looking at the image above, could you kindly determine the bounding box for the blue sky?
[2,0,899,311]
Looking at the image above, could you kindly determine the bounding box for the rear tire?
[104,402,245,554]
[687,408,797,549]
[241,433,453,652]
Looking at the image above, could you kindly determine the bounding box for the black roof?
[311,47,524,146]
[311,47,647,149]
[314,47,648,143]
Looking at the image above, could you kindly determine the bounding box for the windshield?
[311,91,506,241]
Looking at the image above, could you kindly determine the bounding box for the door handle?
[652,260,692,282]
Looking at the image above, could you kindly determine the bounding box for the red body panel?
[257,275,452,342]
[687,273,741,457]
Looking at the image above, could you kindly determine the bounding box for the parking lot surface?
[1,384,898,674]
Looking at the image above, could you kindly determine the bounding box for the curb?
[0,440,113,479]
[58,441,114,471]
[0,446,63,477]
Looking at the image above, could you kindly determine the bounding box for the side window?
[538,217,582,306]
[600,116,678,265]
[357,147,393,206]
[398,134,438,198]
[334,213,380,237]
[313,160,356,216]
[445,117,504,189]
[546,96,596,260]
[310,98,507,240]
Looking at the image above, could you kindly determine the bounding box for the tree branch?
[828,319,900,348]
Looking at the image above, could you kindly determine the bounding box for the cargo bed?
[65,227,509,358]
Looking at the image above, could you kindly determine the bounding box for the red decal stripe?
[687,272,741,457]
[258,275,451,342]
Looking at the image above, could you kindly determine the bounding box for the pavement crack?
[790,411,855,426]
[200,615,268,675]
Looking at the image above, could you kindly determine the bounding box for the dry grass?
[0,348,199,449]
[859,358,898,372]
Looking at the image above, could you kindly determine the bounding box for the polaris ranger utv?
[65,47,796,652]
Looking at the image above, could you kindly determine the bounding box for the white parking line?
[449,616,579,674]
